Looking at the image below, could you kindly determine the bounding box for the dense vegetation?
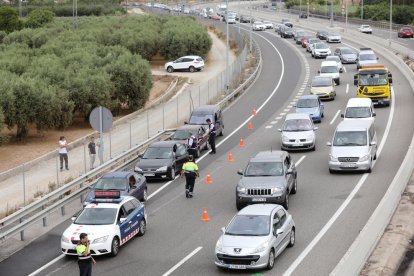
[0,14,212,141]
[285,0,414,25]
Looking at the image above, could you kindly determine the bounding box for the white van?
[341,98,376,121]
[319,60,340,85]
[327,120,377,173]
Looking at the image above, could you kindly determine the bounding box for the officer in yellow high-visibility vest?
[181,155,199,198]
[76,233,96,276]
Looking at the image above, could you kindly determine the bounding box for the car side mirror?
[377,57,379,60]
[184,121,188,124]
[221,227,226,234]
[339,68,343,73]
[318,70,320,73]
[132,185,137,189]
[138,154,143,158]
[341,114,344,118]
[370,141,377,146]
[237,169,243,175]
[276,229,283,236]
[373,112,376,117]
[314,127,318,130]
[71,216,76,222]
[286,169,293,175]
[278,129,282,132]
[293,103,297,107]
[120,217,127,224]
[327,142,332,146]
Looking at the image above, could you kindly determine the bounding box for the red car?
[398,27,414,38]
[301,36,312,48]
[210,15,221,20]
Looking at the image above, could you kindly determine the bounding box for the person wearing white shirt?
[59,136,69,171]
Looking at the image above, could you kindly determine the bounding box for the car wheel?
[189,66,195,73]
[287,228,295,248]
[219,128,224,136]
[312,144,316,151]
[169,166,175,180]
[337,80,340,85]
[283,192,289,210]
[291,177,297,194]
[141,188,148,202]
[167,66,174,73]
[311,52,314,57]
[374,153,377,160]
[236,200,245,211]
[329,168,334,174]
[266,249,275,270]
[137,219,146,236]
[110,237,120,257]
[321,112,324,118]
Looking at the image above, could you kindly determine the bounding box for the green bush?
[0,6,22,33]
[25,9,55,28]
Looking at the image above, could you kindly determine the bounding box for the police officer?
[76,233,96,276]
[206,118,216,154]
[181,155,199,198]
[186,132,198,160]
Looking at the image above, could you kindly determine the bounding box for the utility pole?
[361,0,364,19]
[330,0,334,27]
[225,0,229,91]
[389,0,392,47]
[249,0,252,53]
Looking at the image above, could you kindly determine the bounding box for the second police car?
[61,191,147,257]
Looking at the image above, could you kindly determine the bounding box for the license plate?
[252,198,266,202]
[229,264,247,269]
[293,143,303,147]
[341,163,356,168]
[144,173,155,176]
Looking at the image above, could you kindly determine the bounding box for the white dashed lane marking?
[265,125,273,129]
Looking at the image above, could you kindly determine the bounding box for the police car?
[61,191,147,257]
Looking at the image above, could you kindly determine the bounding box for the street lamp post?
[73,0,78,28]
[225,0,229,91]
[307,0,309,18]
[330,0,333,27]
[345,0,348,31]
[389,0,392,47]
[361,0,364,19]
[238,0,241,34]
[249,0,252,53]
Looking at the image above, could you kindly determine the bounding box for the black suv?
[280,25,294,38]
[235,151,297,210]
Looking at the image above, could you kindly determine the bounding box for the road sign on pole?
[89,106,113,165]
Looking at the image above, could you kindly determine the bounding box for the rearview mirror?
[237,169,243,175]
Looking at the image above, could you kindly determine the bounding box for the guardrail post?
[80,182,84,203]
[22,163,26,206]
[61,205,65,216]
[20,218,24,241]
[56,153,59,186]
[42,205,47,227]
[208,80,210,103]
[129,120,132,149]
[109,131,112,159]
[83,143,87,173]
[198,86,201,106]
[162,102,165,131]
[176,97,179,125]
[146,111,150,138]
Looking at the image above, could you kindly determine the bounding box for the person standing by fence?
[88,137,96,170]
[59,136,69,171]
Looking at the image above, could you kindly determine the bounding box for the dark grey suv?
[236,151,297,210]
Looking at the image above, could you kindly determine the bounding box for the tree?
[25,9,55,29]
[0,6,22,34]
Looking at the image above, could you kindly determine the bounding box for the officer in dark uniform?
[206,118,216,154]
[76,233,96,276]
[186,132,198,159]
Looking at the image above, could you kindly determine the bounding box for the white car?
[165,55,204,73]
[263,20,273,29]
[215,204,295,270]
[61,193,147,257]
[311,42,331,58]
[252,21,266,31]
[326,32,341,43]
[326,56,344,73]
[358,25,372,34]
[319,60,340,85]
[279,113,317,151]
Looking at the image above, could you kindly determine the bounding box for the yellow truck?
[354,65,392,106]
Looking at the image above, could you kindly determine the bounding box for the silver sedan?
[214,204,295,271]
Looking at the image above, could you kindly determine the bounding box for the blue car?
[84,171,147,206]
[295,95,324,123]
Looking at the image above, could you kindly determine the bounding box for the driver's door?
[174,58,184,70]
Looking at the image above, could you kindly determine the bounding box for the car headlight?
[93,235,109,244]
[157,166,168,172]
[271,187,283,195]
[215,240,225,253]
[330,155,338,162]
[135,166,142,172]
[306,134,314,141]
[282,135,289,142]
[237,186,246,194]
[251,240,269,254]
[61,235,70,243]
[359,154,370,162]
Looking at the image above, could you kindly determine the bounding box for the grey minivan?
[327,120,377,173]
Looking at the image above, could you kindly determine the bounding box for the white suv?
[165,55,205,73]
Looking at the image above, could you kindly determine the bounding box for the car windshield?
[94,178,126,190]
[297,98,318,108]
[226,215,270,236]
[74,208,117,225]
[315,43,328,49]
[359,73,388,86]
[244,162,283,176]
[345,107,371,118]
[359,54,376,61]
[341,48,354,54]
[321,66,338,73]
[173,130,191,140]
[283,119,313,131]
[189,113,213,124]
[333,131,367,146]
[312,77,332,87]
[142,147,172,159]
[329,32,339,36]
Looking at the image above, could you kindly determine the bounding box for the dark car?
[398,26,414,38]
[281,18,293,28]
[239,15,251,23]
[134,141,188,180]
[170,124,209,158]
[186,105,224,137]
[316,29,329,40]
[299,12,308,18]
[83,171,147,206]
[280,25,294,38]
[235,151,297,210]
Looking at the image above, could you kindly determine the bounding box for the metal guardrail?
[0,33,262,242]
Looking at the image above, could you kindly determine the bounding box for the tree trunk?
[16,125,28,141]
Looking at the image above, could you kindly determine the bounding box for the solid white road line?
[28,254,65,276]
[346,83,349,94]
[330,110,341,125]
[283,76,395,276]
[295,156,306,167]
[343,66,347,73]
[162,246,203,276]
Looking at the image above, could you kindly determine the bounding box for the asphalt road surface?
[1,11,414,276]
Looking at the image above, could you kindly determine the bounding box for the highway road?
[1,8,414,276]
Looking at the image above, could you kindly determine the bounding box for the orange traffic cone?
[228,151,234,162]
[252,107,257,117]
[248,121,253,130]
[201,208,210,222]
[205,174,212,185]
[239,138,245,148]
